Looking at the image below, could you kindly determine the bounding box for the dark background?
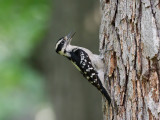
[0,0,102,120]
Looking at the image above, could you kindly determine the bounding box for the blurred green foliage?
[0,0,51,119]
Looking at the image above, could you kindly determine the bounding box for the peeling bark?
[99,0,160,119]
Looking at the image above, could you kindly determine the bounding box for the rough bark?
[99,0,160,119]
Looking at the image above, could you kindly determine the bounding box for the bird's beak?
[66,32,76,45]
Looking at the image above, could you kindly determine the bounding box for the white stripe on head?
[55,39,63,50]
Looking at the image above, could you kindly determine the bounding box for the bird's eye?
[61,40,65,44]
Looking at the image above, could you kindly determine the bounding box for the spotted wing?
[70,48,111,103]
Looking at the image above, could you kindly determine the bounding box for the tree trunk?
[99,0,160,119]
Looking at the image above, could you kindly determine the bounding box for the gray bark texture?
[99,0,160,120]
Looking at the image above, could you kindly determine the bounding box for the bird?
[55,32,111,104]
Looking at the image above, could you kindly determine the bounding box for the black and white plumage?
[55,32,111,104]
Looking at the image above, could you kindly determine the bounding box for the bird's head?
[55,32,76,56]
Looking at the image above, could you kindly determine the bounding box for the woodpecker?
[55,32,111,104]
